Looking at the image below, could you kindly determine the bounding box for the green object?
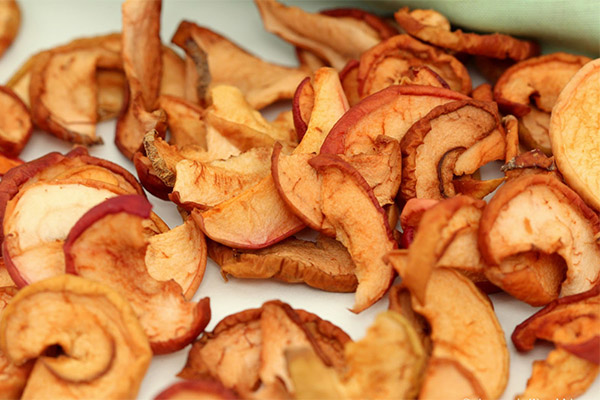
[374,0,599,56]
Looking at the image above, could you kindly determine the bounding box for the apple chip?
[155,380,237,400]
[158,95,207,148]
[0,153,22,177]
[171,21,308,109]
[0,0,20,58]
[116,0,166,159]
[295,48,327,73]
[96,69,126,121]
[64,195,211,354]
[550,57,600,211]
[471,82,494,102]
[339,59,360,106]
[288,311,426,400]
[208,235,357,292]
[400,99,505,200]
[394,7,539,61]
[0,86,32,157]
[494,53,591,154]
[479,174,600,304]
[292,77,314,141]
[357,34,471,97]
[0,275,151,399]
[501,149,559,181]
[160,46,187,99]
[179,301,350,398]
[319,8,398,40]
[309,154,396,313]
[320,85,468,156]
[255,0,381,70]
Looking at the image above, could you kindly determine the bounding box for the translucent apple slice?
[64,195,211,354]
[0,275,151,400]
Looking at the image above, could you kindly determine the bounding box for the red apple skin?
[133,152,172,201]
[559,336,600,365]
[2,240,30,288]
[154,380,237,400]
[292,77,312,142]
[319,85,468,155]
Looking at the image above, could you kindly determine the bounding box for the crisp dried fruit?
[96,69,126,121]
[160,47,187,99]
[292,77,314,141]
[255,0,381,70]
[154,380,237,400]
[288,311,426,400]
[319,8,398,40]
[550,57,600,211]
[310,154,396,312]
[116,0,166,159]
[479,174,600,305]
[295,48,327,72]
[0,274,151,399]
[357,34,471,96]
[0,0,20,58]
[0,153,22,177]
[501,149,559,181]
[320,85,468,156]
[394,7,539,60]
[172,21,308,109]
[471,82,494,102]
[339,59,360,106]
[159,95,207,148]
[400,99,505,200]
[494,53,591,154]
[208,235,357,292]
[0,86,32,157]
[502,114,521,162]
[64,195,210,354]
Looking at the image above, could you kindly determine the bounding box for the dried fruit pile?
[0,0,598,399]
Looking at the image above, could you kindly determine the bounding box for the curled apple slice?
[64,195,211,354]
[155,380,237,400]
[172,21,307,109]
[479,174,600,303]
[0,0,19,58]
[292,77,314,141]
[0,274,151,399]
[309,154,396,313]
[0,86,32,157]
[394,7,539,60]
[208,235,357,292]
[401,99,505,200]
[255,0,380,70]
[357,34,471,96]
[158,95,207,148]
[494,53,590,154]
[550,57,600,211]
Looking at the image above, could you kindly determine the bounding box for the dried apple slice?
[401,99,505,200]
[116,0,166,159]
[172,21,308,109]
[0,86,32,157]
[64,195,211,354]
[320,85,468,156]
[319,8,398,40]
[494,53,591,154]
[255,0,381,70]
[357,34,471,96]
[171,147,271,210]
[0,153,22,177]
[0,275,151,399]
[550,58,600,211]
[208,235,357,292]
[0,0,19,58]
[292,77,314,141]
[295,48,327,72]
[394,7,539,60]
[339,59,360,106]
[154,380,237,400]
[288,311,426,400]
[309,154,396,313]
[158,95,207,148]
[501,149,559,181]
[479,174,600,304]
[160,46,187,99]
[96,69,126,121]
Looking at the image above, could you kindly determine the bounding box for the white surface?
[0,1,597,399]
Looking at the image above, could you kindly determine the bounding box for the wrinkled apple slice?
[208,235,357,292]
[309,154,396,313]
[146,217,207,301]
[320,85,468,156]
[255,0,381,70]
[479,174,600,303]
[154,380,237,400]
[29,46,121,145]
[494,53,590,154]
[501,149,559,181]
[550,57,600,211]
[394,7,539,60]
[502,114,520,162]
[357,34,471,96]
[512,284,600,363]
[0,86,32,157]
[172,21,307,109]
[64,195,211,354]
[288,311,426,400]
[0,286,32,399]
[116,0,166,159]
[0,0,19,58]
[401,99,505,200]
[171,147,272,210]
[204,85,295,151]
[292,77,314,141]
[0,274,151,400]
[158,95,207,148]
